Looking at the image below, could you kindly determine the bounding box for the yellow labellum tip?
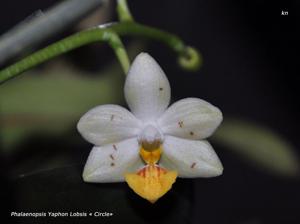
[125,165,177,203]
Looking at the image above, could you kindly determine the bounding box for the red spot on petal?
[178,121,184,128]
[110,115,115,121]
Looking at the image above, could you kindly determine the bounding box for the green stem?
[0,22,201,84]
[107,32,130,73]
[117,0,134,22]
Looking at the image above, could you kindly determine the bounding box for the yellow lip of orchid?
[78,52,223,203]
[125,146,177,203]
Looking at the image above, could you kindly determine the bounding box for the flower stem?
[107,32,130,73]
[117,0,134,22]
[0,22,201,84]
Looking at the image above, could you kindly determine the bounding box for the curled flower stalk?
[77,53,223,203]
[0,22,201,84]
[0,0,202,84]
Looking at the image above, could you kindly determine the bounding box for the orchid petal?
[124,53,171,121]
[160,136,223,177]
[158,98,222,140]
[77,104,142,146]
[83,138,144,183]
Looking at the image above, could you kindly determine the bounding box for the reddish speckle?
[137,167,146,177]
[110,115,115,121]
[191,162,196,169]
[178,121,184,128]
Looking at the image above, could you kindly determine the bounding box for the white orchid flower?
[77,53,223,203]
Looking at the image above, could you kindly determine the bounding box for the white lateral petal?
[77,104,142,146]
[82,138,144,183]
[160,136,223,178]
[158,98,222,140]
[124,53,171,121]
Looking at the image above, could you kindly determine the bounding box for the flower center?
[138,124,163,151]
[125,130,177,203]
[139,147,161,164]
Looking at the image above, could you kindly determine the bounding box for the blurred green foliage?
[213,118,300,177]
[0,62,124,153]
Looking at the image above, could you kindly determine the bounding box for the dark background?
[0,0,299,223]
